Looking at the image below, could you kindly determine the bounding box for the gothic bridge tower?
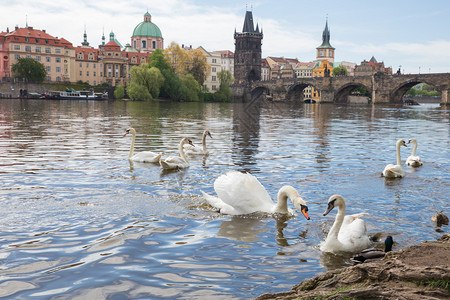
[234,11,263,84]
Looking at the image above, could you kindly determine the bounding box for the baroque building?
[131,12,164,53]
[0,25,75,81]
[234,11,263,84]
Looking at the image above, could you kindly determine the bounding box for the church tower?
[234,10,263,84]
[316,18,335,63]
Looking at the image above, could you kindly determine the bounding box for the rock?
[256,234,450,300]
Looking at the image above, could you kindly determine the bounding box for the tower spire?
[82,25,89,46]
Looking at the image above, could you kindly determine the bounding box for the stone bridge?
[232,73,450,105]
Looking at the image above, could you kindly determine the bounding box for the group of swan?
[124,128,212,170]
[201,171,375,254]
[125,129,418,255]
[382,138,423,178]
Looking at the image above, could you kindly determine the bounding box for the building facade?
[234,11,263,84]
[354,56,392,76]
[131,12,164,54]
[0,25,75,82]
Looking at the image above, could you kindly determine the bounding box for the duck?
[320,195,371,253]
[184,130,213,155]
[406,138,423,167]
[201,171,310,219]
[431,211,449,226]
[159,137,193,170]
[124,128,162,163]
[351,236,394,264]
[382,139,407,178]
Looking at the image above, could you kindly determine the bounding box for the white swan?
[382,139,407,178]
[124,128,162,163]
[320,195,371,253]
[201,171,310,218]
[159,137,193,170]
[184,130,212,155]
[406,138,423,167]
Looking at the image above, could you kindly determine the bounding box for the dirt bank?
[256,234,450,300]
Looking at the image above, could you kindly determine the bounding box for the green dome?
[132,12,162,38]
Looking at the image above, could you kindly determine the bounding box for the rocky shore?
[256,234,450,300]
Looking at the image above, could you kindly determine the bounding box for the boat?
[42,89,105,100]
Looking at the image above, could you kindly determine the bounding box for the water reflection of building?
[232,102,261,169]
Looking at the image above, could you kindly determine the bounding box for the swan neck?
[412,141,418,156]
[129,132,136,158]
[328,205,346,239]
[396,141,402,165]
[179,140,188,161]
[275,186,297,213]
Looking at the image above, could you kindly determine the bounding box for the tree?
[180,74,201,101]
[11,58,46,82]
[114,85,125,99]
[160,68,183,100]
[127,64,164,100]
[214,70,234,102]
[186,49,209,86]
[149,49,171,71]
[164,42,189,75]
[332,65,348,76]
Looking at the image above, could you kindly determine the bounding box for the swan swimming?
[201,171,310,218]
[382,139,407,178]
[159,137,193,170]
[406,138,423,167]
[124,128,162,163]
[184,130,212,155]
[320,195,371,253]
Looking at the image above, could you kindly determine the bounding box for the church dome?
[132,12,162,38]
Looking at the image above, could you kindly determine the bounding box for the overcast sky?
[2,0,450,74]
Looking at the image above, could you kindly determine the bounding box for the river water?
[0,99,448,299]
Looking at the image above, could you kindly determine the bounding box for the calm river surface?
[0,99,449,299]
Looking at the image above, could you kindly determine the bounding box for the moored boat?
[42,89,105,100]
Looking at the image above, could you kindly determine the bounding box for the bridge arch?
[390,78,442,103]
[250,85,271,101]
[334,82,371,103]
[286,83,318,102]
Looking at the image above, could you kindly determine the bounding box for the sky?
[2,0,450,74]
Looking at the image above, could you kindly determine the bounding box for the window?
[212,76,216,82]
[35,47,41,53]
[93,81,97,86]
[93,64,96,69]
[212,58,217,63]
[152,41,156,49]
[80,71,82,76]
[36,56,41,62]
[55,57,61,63]
[26,55,31,58]
[46,66,51,72]
[86,63,89,68]
[87,71,89,76]
[56,76,61,82]
[212,67,216,72]
[212,85,217,91]
[46,76,51,81]
[46,57,51,62]
[45,47,51,53]
[80,63,82,67]
[93,72,96,76]
[55,48,61,54]
[14,45,20,50]
[14,54,20,60]
[25,46,31,52]
[56,67,61,72]
[142,40,146,48]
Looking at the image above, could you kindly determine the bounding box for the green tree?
[114,85,125,99]
[180,74,201,101]
[127,64,164,100]
[149,49,171,71]
[332,65,348,76]
[214,70,234,102]
[160,68,183,100]
[11,58,46,82]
